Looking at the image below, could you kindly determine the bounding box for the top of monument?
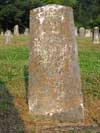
[30,4,72,13]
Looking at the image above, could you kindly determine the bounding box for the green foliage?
[41,0,77,6]
[0,0,100,30]
[75,0,100,27]
[42,0,64,4]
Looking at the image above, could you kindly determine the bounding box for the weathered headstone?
[29,5,84,121]
[85,29,92,37]
[4,30,13,44]
[24,28,29,36]
[93,27,99,44]
[79,27,85,37]
[14,25,19,36]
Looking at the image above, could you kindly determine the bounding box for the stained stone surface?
[79,27,85,37]
[93,27,99,44]
[29,5,84,121]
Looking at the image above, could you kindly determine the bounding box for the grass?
[0,35,100,132]
[78,38,100,98]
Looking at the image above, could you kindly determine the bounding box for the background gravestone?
[85,29,92,37]
[24,28,29,36]
[4,30,13,44]
[75,27,78,36]
[93,27,99,44]
[14,25,19,36]
[1,31,4,36]
[79,27,85,37]
[29,5,84,121]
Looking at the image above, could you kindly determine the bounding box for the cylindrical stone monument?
[79,27,85,37]
[29,5,84,121]
[93,27,99,44]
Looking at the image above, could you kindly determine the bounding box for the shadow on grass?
[0,80,25,132]
[24,65,29,105]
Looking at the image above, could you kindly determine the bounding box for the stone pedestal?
[29,5,84,122]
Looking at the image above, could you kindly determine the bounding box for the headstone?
[24,28,29,36]
[29,5,84,122]
[93,27,99,44]
[14,25,19,36]
[4,30,13,44]
[79,27,85,37]
[1,31,4,36]
[75,27,78,36]
[85,29,92,37]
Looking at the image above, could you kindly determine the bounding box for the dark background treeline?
[0,0,100,32]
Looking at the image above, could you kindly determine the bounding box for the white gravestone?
[93,27,99,44]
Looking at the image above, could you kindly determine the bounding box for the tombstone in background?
[79,27,85,37]
[75,27,78,36]
[85,29,92,37]
[14,25,19,36]
[1,31,4,36]
[93,27,99,44]
[29,5,84,122]
[5,30,13,44]
[24,28,29,36]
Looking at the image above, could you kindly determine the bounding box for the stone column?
[4,30,13,44]
[79,27,85,37]
[93,27,99,44]
[14,25,19,36]
[29,5,84,122]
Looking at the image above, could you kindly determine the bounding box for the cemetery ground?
[0,35,100,132]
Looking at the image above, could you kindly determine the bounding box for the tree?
[0,0,100,32]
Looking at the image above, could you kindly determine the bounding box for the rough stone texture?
[93,27,99,44]
[79,27,85,37]
[85,29,92,37]
[14,25,19,36]
[4,30,13,44]
[29,5,84,122]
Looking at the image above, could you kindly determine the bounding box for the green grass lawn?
[0,36,100,131]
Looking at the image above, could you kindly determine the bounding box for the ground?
[0,35,100,132]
